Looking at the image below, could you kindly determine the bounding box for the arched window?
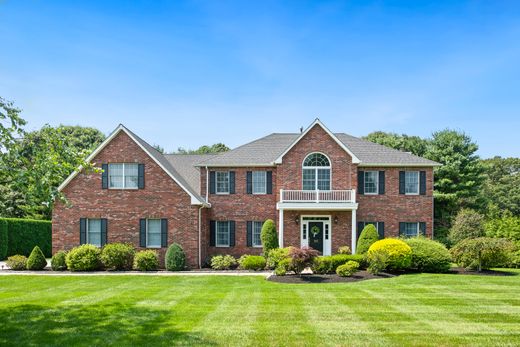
[302,153,331,190]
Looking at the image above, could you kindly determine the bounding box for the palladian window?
[302,153,331,190]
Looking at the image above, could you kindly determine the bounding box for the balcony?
[279,189,356,204]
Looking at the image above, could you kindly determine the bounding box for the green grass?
[1,272,520,346]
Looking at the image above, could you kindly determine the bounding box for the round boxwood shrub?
[6,255,27,270]
[51,251,67,271]
[261,219,278,254]
[336,260,359,277]
[27,246,47,270]
[133,250,159,271]
[368,238,412,271]
[357,224,379,254]
[100,243,135,271]
[266,247,290,269]
[404,237,452,273]
[210,255,237,270]
[65,244,101,272]
[165,243,186,271]
[238,255,266,271]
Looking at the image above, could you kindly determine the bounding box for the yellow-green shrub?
[368,238,412,271]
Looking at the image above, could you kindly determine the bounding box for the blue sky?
[1,1,519,157]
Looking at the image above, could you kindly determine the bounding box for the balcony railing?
[280,189,356,203]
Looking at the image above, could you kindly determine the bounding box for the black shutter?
[246,221,253,247]
[266,171,273,194]
[139,219,146,247]
[209,171,216,194]
[378,171,385,194]
[101,219,107,246]
[419,222,427,237]
[358,171,365,195]
[210,221,216,246]
[161,219,168,247]
[229,171,235,194]
[138,164,145,189]
[377,222,384,239]
[399,171,406,194]
[246,171,252,194]
[399,222,406,237]
[80,218,86,245]
[229,221,235,247]
[419,171,426,195]
[357,222,365,240]
[101,164,108,189]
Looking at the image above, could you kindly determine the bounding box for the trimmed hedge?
[336,260,359,277]
[101,243,135,271]
[368,239,412,271]
[404,237,452,273]
[1,218,52,258]
[357,224,379,254]
[133,250,159,271]
[312,254,366,274]
[238,255,266,271]
[51,251,68,271]
[0,219,7,260]
[66,244,101,271]
[27,246,47,270]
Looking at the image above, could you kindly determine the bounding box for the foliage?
[368,239,412,271]
[266,247,290,269]
[260,219,278,254]
[357,224,379,254]
[312,254,366,274]
[287,247,320,275]
[337,246,351,255]
[274,258,293,276]
[65,244,102,272]
[367,249,389,275]
[0,219,7,260]
[210,255,237,270]
[6,255,27,270]
[450,237,514,271]
[481,157,520,216]
[238,255,266,271]
[448,209,486,246]
[404,237,452,273]
[485,213,520,242]
[0,97,26,153]
[133,250,159,271]
[336,261,359,277]
[26,246,47,270]
[2,218,52,257]
[175,143,229,154]
[165,243,186,271]
[363,131,429,157]
[51,251,67,271]
[100,243,135,271]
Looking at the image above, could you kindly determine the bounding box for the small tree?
[261,219,278,254]
[26,246,47,270]
[450,237,514,272]
[449,209,486,246]
[357,224,379,254]
[288,246,320,275]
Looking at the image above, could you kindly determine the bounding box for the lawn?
[1,272,520,346]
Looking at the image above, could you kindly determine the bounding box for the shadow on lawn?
[0,303,216,346]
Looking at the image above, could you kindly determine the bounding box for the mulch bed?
[267,270,395,284]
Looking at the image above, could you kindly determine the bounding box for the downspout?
[205,166,209,203]
[198,205,203,269]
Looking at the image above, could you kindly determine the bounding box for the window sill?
[215,245,230,248]
[364,192,379,196]
[215,192,230,195]
[146,246,162,249]
[108,187,139,190]
[405,193,420,196]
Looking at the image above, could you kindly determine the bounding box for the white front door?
[300,216,331,256]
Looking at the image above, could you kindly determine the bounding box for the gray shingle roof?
[164,154,216,193]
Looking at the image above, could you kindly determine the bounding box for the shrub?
[338,246,351,255]
[312,254,366,274]
[6,255,27,270]
[26,246,47,270]
[368,239,412,271]
[510,248,520,268]
[100,243,135,271]
[288,247,320,275]
[357,224,379,254]
[485,214,520,241]
[51,251,67,271]
[165,243,186,271]
[261,219,278,254]
[238,255,267,271]
[450,237,514,271]
[449,209,485,245]
[2,218,52,257]
[210,255,237,270]
[336,260,359,277]
[0,219,7,260]
[65,244,101,271]
[274,258,293,276]
[133,250,159,271]
[367,249,389,275]
[404,237,452,273]
[266,247,290,269]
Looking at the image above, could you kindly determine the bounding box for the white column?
[351,209,357,254]
[278,208,284,247]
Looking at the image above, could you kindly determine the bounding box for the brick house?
[53,119,440,268]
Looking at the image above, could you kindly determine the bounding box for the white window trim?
[404,222,420,237]
[86,218,102,247]
[215,171,230,195]
[216,221,230,247]
[364,171,379,195]
[252,171,267,195]
[146,219,162,248]
[405,171,420,195]
[252,221,263,248]
[108,163,139,190]
[301,152,332,191]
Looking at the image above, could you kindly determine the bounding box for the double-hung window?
[252,171,267,194]
[216,221,230,247]
[216,172,230,194]
[146,219,162,248]
[364,171,379,195]
[403,222,419,237]
[87,219,102,247]
[405,171,419,195]
[252,221,263,247]
[108,163,138,189]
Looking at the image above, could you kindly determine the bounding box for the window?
[146,219,162,248]
[405,171,419,195]
[403,222,419,237]
[216,172,230,194]
[252,171,267,194]
[252,221,263,247]
[364,171,379,194]
[302,153,331,190]
[216,221,230,247]
[108,163,138,189]
[87,219,102,247]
